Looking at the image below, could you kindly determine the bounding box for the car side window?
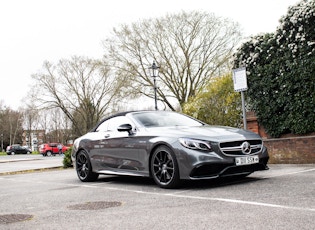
[96,116,132,132]
[96,120,109,132]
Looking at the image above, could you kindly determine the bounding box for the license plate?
[235,155,259,166]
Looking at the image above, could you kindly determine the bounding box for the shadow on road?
[88,174,266,190]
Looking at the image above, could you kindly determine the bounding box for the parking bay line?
[164,194,315,212]
[2,167,315,212]
[161,167,315,212]
[260,167,315,179]
[130,190,315,212]
[79,184,315,213]
[2,176,314,213]
[84,168,315,212]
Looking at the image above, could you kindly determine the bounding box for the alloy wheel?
[76,152,89,180]
[75,151,98,182]
[151,146,180,188]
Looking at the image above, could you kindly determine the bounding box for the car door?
[90,116,147,172]
[49,143,58,154]
[15,146,25,154]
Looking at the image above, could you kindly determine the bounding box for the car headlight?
[179,138,212,151]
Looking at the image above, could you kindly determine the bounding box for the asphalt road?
[0,154,63,174]
[0,156,314,229]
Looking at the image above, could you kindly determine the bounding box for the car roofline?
[90,110,178,132]
[89,110,205,132]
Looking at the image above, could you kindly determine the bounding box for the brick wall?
[264,136,315,164]
[246,111,315,164]
[246,111,269,138]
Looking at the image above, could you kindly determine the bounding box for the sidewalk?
[0,155,64,175]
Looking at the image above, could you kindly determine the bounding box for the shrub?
[233,0,315,137]
[63,146,73,168]
[183,73,242,127]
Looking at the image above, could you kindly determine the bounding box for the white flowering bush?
[233,0,315,137]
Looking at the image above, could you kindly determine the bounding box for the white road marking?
[165,194,315,212]
[261,167,315,179]
[1,166,315,212]
[93,187,315,212]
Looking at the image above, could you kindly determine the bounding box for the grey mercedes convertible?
[71,110,269,188]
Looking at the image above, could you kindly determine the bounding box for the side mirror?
[117,124,133,135]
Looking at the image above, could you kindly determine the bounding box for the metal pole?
[149,61,159,110]
[153,76,158,110]
[241,91,247,130]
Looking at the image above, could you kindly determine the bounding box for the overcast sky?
[0,0,299,109]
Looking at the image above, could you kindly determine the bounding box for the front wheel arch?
[150,145,181,189]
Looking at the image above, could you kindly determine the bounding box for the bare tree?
[104,11,241,110]
[31,56,126,136]
[37,109,50,143]
[23,95,70,144]
[22,106,39,147]
[41,108,72,144]
[0,107,23,146]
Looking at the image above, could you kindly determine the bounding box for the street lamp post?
[149,61,159,110]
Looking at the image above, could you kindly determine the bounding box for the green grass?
[0,151,40,156]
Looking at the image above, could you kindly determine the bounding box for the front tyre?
[151,146,180,189]
[76,150,99,182]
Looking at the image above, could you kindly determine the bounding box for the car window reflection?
[132,112,203,127]
[96,116,133,132]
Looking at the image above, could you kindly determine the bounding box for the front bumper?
[189,157,269,179]
[176,146,269,180]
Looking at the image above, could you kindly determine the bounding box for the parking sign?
[232,67,248,92]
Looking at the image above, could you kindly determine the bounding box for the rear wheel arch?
[75,149,99,182]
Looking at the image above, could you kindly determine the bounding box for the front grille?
[221,164,267,176]
[219,139,263,156]
[190,159,269,179]
[190,163,233,178]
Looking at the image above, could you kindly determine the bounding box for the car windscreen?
[131,112,203,127]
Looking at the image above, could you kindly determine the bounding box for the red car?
[39,143,69,156]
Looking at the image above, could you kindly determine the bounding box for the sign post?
[232,67,248,130]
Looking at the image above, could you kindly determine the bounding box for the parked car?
[39,143,69,156]
[6,144,32,155]
[22,145,32,152]
[71,110,269,188]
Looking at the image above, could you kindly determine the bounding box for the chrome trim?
[219,141,263,156]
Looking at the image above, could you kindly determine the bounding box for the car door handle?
[104,134,110,138]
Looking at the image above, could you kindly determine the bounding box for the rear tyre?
[76,150,99,182]
[46,151,52,157]
[151,145,181,189]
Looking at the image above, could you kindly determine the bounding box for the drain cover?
[0,214,33,224]
[68,201,122,210]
